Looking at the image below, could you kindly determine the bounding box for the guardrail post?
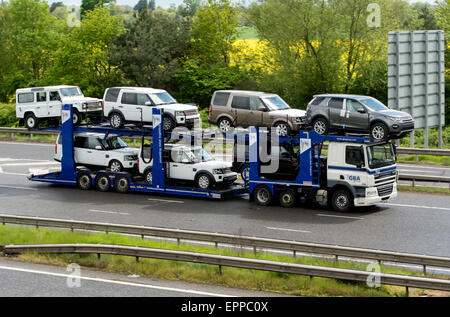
[136,256,139,263]
[423,265,427,275]
[218,265,222,275]
[141,234,144,239]
[97,253,101,260]
[10,133,14,140]
[405,286,409,297]
[30,134,33,140]
[253,246,257,254]
[412,178,416,187]
[293,250,296,257]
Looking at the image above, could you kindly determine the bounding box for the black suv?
[306,94,414,140]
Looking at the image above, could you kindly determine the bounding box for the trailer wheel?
[95,173,110,192]
[279,189,296,208]
[331,189,353,213]
[77,171,91,190]
[254,185,272,206]
[114,174,130,193]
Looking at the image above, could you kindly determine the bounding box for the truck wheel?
[331,189,353,213]
[25,113,38,129]
[109,160,123,173]
[196,173,212,189]
[254,185,272,206]
[114,174,130,193]
[218,117,233,133]
[109,113,123,128]
[370,123,388,141]
[95,173,110,192]
[279,189,296,208]
[274,122,290,136]
[312,118,329,135]
[144,168,152,185]
[73,109,81,126]
[77,171,91,190]
[163,116,175,131]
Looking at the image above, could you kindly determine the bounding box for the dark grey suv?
[306,94,414,141]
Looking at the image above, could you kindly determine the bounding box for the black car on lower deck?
[232,142,299,181]
[306,94,414,141]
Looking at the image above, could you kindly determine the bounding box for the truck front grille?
[377,183,393,197]
[374,170,396,185]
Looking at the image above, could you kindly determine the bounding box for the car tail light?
[102,101,104,112]
[55,144,57,154]
[209,104,212,116]
[137,158,139,169]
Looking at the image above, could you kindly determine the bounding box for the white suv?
[55,133,139,172]
[138,143,237,189]
[16,85,103,129]
[103,87,201,131]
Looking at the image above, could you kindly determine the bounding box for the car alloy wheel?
[73,111,80,125]
[163,117,174,131]
[313,119,327,135]
[218,118,232,133]
[145,169,152,184]
[371,124,387,141]
[197,174,211,189]
[109,160,123,173]
[275,123,289,136]
[26,116,37,129]
[110,114,122,128]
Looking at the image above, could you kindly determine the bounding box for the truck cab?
[326,142,397,210]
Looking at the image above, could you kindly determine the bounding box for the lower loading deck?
[28,168,248,200]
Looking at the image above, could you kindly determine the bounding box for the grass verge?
[398,154,450,166]
[397,185,450,195]
[0,224,447,297]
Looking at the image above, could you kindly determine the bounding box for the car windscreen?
[99,137,128,150]
[262,96,291,110]
[192,148,214,162]
[359,98,388,111]
[150,92,176,105]
[60,87,83,97]
[366,143,396,169]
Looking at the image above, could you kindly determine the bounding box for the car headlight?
[365,188,378,197]
[175,111,185,117]
[124,155,137,161]
[390,116,402,122]
[213,168,224,174]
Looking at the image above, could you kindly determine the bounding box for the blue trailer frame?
[28,104,247,199]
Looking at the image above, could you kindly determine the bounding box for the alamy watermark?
[66,263,81,288]
[366,262,381,288]
[367,3,381,28]
[67,5,81,28]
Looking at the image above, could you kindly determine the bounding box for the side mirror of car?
[258,106,267,112]
[181,158,190,164]
[145,101,152,106]
[357,108,366,114]
[95,145,102,150]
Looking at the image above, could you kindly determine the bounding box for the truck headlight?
[365,188,378,197]
[213,168,224,174]
[124,155,137,161]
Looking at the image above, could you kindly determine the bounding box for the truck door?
[344,99,369,131]
[328,97,345,129]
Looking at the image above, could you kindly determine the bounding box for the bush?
[0,103,18,127]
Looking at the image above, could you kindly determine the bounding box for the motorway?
[0,258,281,297]
[0,141,449,259]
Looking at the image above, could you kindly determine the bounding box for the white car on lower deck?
[138,144,237,189]
[55,133,139,172]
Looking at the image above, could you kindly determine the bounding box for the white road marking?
[0,141,53,147]
[0,265,232,297]
[384,203,450,211]
[0,172,28,176]
[0,157,55,162]
[399,164,450,170]
[398,169,443,174]
[0,184,37,191]
[89,209,130,216]
[266,227,311,233]
[147,198,184,204]
[0,161,58,167]
[316,213,364,220]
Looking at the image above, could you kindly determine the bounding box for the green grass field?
[1,224,442,297]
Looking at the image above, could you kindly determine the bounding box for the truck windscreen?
[367,143,396,169]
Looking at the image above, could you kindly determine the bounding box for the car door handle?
[172,165,178,167]
[87,151,92,153]
[118,106,123,108]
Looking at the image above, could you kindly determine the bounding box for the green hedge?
[0,103,18,127]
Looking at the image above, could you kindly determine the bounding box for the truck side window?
[346,146,364,167]
[231,96,250,110]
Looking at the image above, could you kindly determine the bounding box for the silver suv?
[208,90,306,136]
[306,94,414,140]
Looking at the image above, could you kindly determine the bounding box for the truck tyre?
[144,168,152,185]
[95,173,110,192]
[331,189,353,213]
[274,122,290,136]
[370,122,388,141]
[109,112,124,128]
[163,116,175,131]
[279,189,296,208]
[254,185,272,206]
[73,109,81,126]
[312,118,329,135]
[77,171,92,190]
[218,117,233,133]
[25,113,38,130]
[109,160,123,173]
[196,173,212,189]
[114,174,130,193]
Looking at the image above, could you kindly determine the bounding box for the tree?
[134,0,147,11]
[80,0,111,17]
[108,8,190,91]
[50,6,124,97]
[149,0,156,10]
[190,0,239,64]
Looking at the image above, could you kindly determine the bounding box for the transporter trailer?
[28,104,398,212]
